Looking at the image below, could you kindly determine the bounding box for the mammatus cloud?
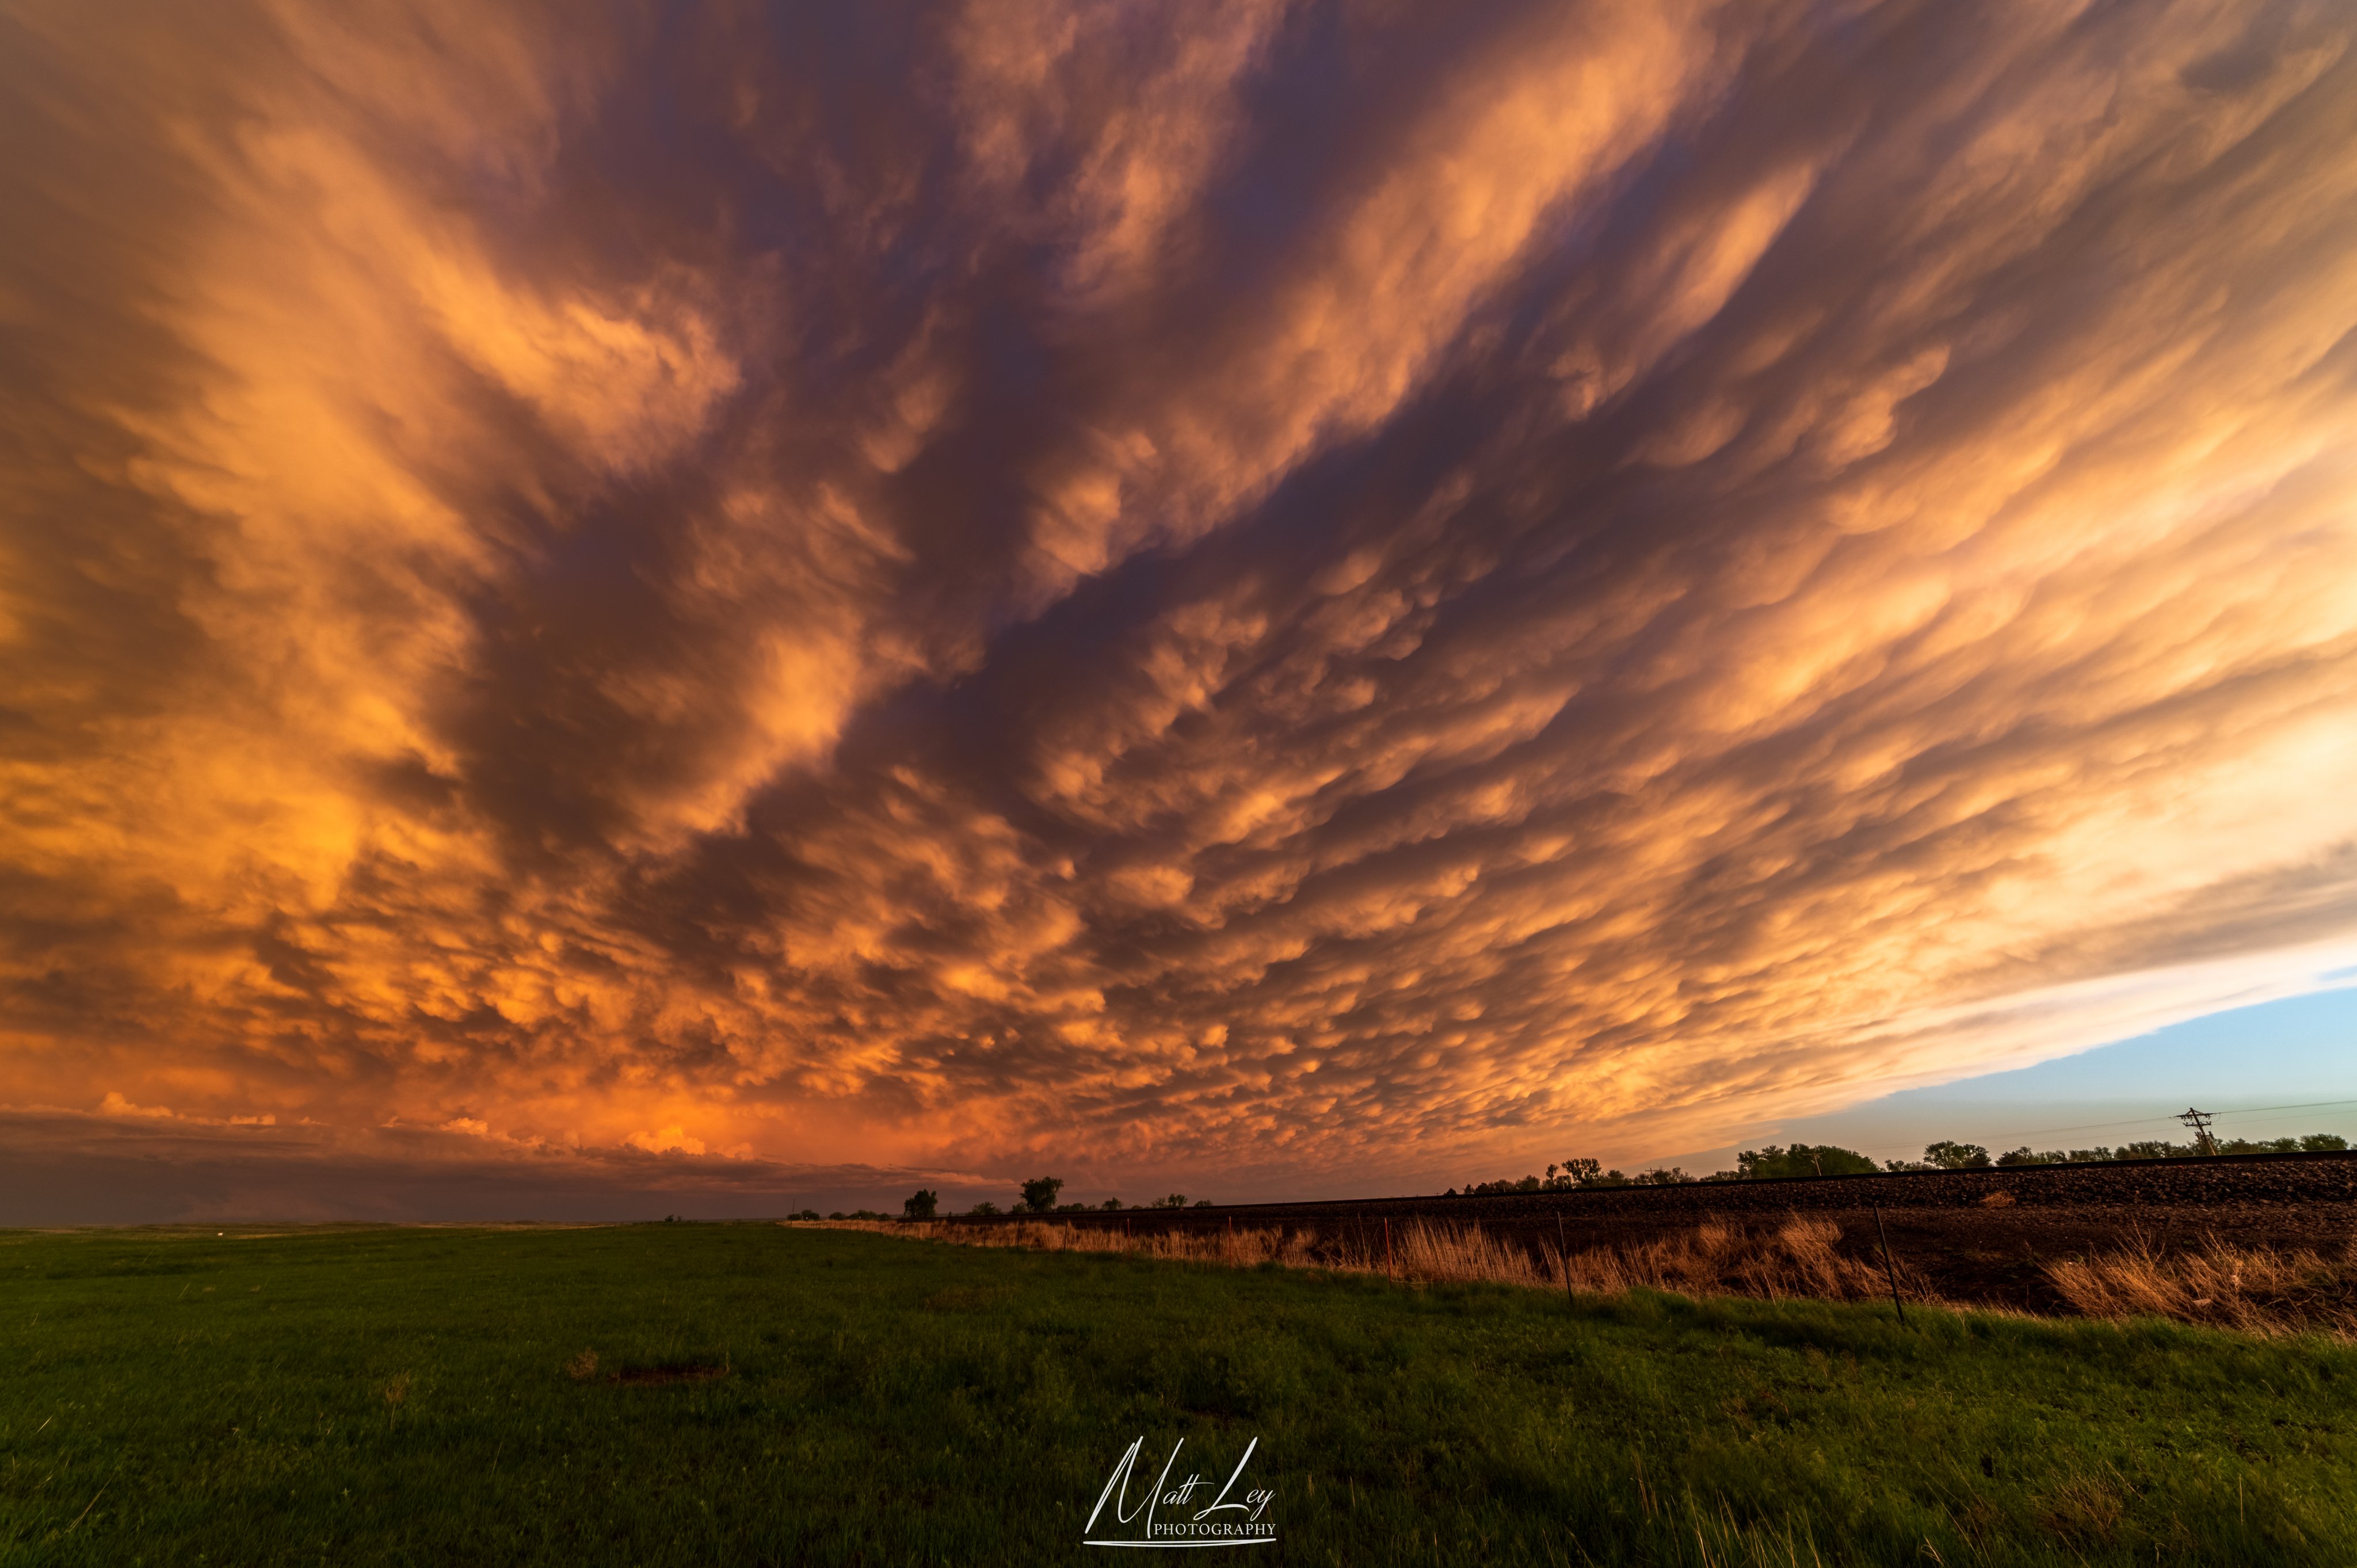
[3,0,2355,1207]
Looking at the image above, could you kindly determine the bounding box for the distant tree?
[967,1201,1001,1216]
[2064,1147,2115,1163]
[1192,1197,1214,1207]
[902,1189,939,1220]
[1100,1197,1124,1211]
[1019,1176,1065,1214]
[827,1211,846,1220]
[1153,1193,1188,1209]
[1494,1158,1614,1193]
[1923,1141,1992,1170]
[1633,1167,1695,1185]
[2302,1133,2350,1151]
[1994,1148,2046,1167]
[1738,1144,1876,1179]
[789,1208,821,1220]
[2119,1140,2180,1161]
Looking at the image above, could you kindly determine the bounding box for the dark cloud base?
[0,1115,957,1226]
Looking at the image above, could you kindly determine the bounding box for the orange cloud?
[3,0,2355,1205]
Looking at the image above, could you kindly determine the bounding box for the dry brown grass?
[2045,1236,2357,1338]
[788,1214,1939,1307]
[795,1215,2357,1336]
[1557,1217,1917,1304]
[802,1217,1332,1271]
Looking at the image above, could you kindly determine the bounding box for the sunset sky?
[6,0,2357,1220]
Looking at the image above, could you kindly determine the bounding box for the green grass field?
[3,1223,2351,1566]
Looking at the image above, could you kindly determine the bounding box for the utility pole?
[2177,1107,2219,1157]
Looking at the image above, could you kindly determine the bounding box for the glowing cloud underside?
[4,0,2356,1193]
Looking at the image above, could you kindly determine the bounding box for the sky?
[4,0,2356,1222]
[1665,984,2357,1178]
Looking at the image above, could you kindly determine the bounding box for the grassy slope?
[1,1224,2350,1566]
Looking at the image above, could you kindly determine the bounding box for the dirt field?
[958,1153,2357,1313]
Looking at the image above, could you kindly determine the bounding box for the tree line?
[792,1130,2352,1219]
[1446,1132,2351,1194]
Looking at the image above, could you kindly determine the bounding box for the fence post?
[1871,1203,1906,1325]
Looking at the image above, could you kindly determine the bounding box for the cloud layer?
[5,0,2356,1201]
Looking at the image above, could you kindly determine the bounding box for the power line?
[1771,1097,2357,1163]
[2004,1113,2190,1138]
[2202,1107,2357,1131]
[2000,1098,2357,1140]
[2207,1097,2357,1117]
[1674,1096,2357,1168]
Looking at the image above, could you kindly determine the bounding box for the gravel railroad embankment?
[950,1153,2357,1311]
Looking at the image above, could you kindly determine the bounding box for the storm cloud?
[5,0,2356,1205]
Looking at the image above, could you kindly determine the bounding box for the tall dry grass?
[1558,1218,1917,1303]
[797,1215,2357,1337]
[805,1217,1330,1271]
[792,1214,1934,1307]
[2046,1237,2357,1338]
